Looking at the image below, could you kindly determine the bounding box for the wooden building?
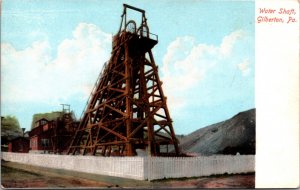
[29,112,78,154]
[8,137,30,153]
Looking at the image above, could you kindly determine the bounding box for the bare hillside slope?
[179,109,255,155]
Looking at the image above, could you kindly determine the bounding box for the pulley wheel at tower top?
[126,20,136,34]
[138,25,149,38]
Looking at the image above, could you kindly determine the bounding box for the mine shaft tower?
[68,4,179,156]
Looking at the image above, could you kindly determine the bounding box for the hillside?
[179,109,255,155]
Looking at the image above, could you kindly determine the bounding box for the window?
[30,139,37,148]
[41,139,50,147]
[41,120,47,125]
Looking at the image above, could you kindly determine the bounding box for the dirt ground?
[1,164,115,188]
[154,174,255,188]
[1,160,255,188]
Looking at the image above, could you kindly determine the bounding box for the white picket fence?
[1,152,254,180]
[146,155,254,180]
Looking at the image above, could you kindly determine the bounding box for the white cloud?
[1,23,111,105]
[220,29,245,57]
[237,58,251,76]
[161,29,248,113]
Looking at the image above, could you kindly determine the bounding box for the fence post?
[147,156,150,181]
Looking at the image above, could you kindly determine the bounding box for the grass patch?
[1,165,42,177]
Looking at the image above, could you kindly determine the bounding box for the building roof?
[10,136,29,142]
[35,118,49,123]
[31,111,63,129]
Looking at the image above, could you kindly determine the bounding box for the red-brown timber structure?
[67,4,179,156]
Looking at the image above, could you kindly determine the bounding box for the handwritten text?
[257,8,297,24]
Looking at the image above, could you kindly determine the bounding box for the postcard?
[1,0,298,188]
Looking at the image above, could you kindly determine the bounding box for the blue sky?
[1,0,254,134]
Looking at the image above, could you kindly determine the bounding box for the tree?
[1,115,22,132]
